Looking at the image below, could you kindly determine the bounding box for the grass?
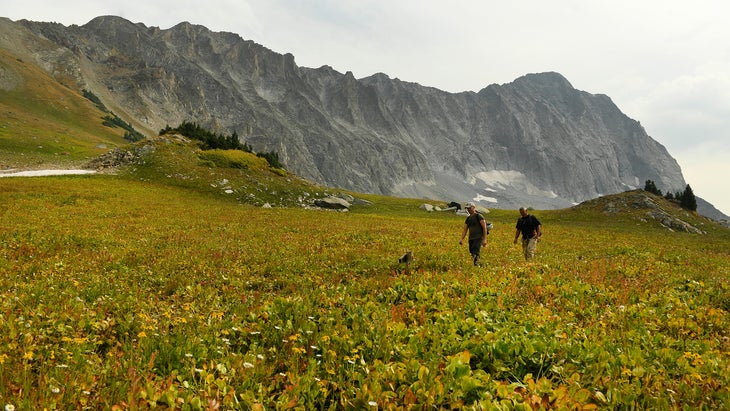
[0,172,728,410]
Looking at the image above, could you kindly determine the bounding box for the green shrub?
[198,149,267,169]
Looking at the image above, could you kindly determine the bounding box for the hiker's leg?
[525,238,537,260]
[522,238,530,260]
[468,238,481,265]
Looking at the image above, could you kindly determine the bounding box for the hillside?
[0,45,127,170]
[86,133,328,207]
[569,189,717,234]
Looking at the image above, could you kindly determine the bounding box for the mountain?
[1,15,725,219]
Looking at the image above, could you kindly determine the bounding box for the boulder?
[314,196,351,210]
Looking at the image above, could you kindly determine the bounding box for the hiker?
[459,202,488,266]
[514,207,542,260]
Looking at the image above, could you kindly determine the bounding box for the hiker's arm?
[459,225,468,244]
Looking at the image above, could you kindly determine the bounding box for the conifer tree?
[643,179,662,196]
[680,184,697,211]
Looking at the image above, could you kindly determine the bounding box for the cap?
[465,202,475,208]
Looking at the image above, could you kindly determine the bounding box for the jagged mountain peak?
[513,71,573,87]
[81,15,152,38]
[84,15,136,27]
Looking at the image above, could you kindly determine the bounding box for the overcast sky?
[2,1,729,215]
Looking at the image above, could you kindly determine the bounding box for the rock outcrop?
[582,190,705,234]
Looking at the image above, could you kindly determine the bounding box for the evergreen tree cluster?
[103,115,145,142]
[256,151,283,169]
[643,179,697,211]
[160,121,284,169]
[83,89,145,142]
[643,180,662,196]
[82,89,107,112]
[160,121,244,151]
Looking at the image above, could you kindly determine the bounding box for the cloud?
[621,66,730,151]
[674,142,730,216]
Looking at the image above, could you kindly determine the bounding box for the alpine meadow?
[1,24,730,410]
[1,134,729,410]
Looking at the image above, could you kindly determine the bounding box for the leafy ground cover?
[0,175,729,410]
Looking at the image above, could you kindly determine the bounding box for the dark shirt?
[465,213,485,240]
[516,214,541,239]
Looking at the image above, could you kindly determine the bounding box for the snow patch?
[471,170,558,199]
[622,180,638,190]
[474,194,498,203]
[0,169,96,177]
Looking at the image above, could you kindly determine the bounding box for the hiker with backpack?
[514,207,542,260]
[459,202,488,266]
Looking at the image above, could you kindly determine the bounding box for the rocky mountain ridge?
[1,15,726,218]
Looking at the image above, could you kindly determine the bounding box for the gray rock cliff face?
[6,16,688,209]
